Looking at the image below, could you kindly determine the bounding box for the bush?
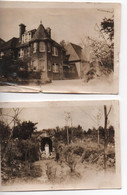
[73,146,84,156]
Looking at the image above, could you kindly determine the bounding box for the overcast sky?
[0,5,113,45]
[1,102,114,131]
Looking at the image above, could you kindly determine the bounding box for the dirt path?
[34,159,58,183]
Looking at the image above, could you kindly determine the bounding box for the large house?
[0,22,88,83]
[0,22,65,83]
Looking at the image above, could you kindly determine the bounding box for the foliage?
[0,121,11,159]
[88,38,114,70]
[0,120,10,142]
[101,17,114,41]
[84,126,115,143]
[0,56,41,83]
[19,138,40,162]
[60,40,66,48]
[64,146,78,172]
[1,119,40,184]
[13,121,37,140]
[54,125,84,145]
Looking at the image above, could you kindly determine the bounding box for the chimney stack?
[19,23,26,40]
[46,27,51,38]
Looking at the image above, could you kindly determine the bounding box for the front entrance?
[41,137,52,158]
[63,64,78,79]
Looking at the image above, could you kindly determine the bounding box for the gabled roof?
[70,43,82,59]
[31,24,49,42]
[65,43,82,62]
[0,38,5,49]
[0,37,19,51]
[65,42,88,62]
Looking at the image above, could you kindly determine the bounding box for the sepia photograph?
[0,2,121,93]
[0,101,120,191]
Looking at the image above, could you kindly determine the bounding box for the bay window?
[39,42,45,52]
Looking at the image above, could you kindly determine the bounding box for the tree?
[13,121,37,140]
[87,37,114,70]
[81,15,114,76]
[65,112,71,145]
[1,108,23,162]
[101,17,114,41]
[0,120,10,142]
[104,105,112,170]
[60,40,66,48]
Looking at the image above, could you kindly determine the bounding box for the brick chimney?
[19,23,26,40]
[46,27,51,38]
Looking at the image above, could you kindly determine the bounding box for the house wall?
[16,40,64,82]
[52,48,63,80]
[75,61,82,78]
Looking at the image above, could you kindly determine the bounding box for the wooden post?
[104,105,108,170]
[67,126,69,145]
[97,129,100,145]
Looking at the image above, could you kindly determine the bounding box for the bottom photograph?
[0,100,120,191]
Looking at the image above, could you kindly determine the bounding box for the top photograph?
[0,2,121,93]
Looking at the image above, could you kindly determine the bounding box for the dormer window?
[52,47,58,56]
[33,42,37,53]
[39,42,45,52]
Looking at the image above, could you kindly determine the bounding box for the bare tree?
[64,112,71,145]
[104,105,112,170]
[1,108,23,162]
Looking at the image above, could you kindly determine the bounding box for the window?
[39,42,45,52]
[22,34,25,44]
[27,47,30,56]
[39,59,45,71]
[27,32,31,41]
[53,63,59,73]
[48,61,51,71]
[0,52,4,58]
[33,42,37,53]
[52,47,58,56]
[47,43,51,53]
[19,49,24,58]
[32,60,38,71]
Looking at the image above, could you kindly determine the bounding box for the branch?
[107,105,112,117]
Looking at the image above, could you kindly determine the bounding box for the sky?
[1,102,114,131]
[0,4,113,45]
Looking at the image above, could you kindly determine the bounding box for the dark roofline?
[70,42,82,50]
[0,38,5,43]
[0,37,19,51]
[19,23,26,27]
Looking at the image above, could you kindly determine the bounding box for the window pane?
[55,47,58,56]
[33,42,37,53]
[39,42,45,52]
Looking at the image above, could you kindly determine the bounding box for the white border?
[0,0,127,195]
